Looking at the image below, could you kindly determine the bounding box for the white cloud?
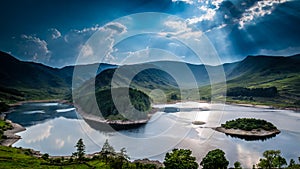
[99,22,127,62]
[48,28,61,39]
[172,0,194,5]
[74,22,128,64]
[259,46,300,56]
[239,0,287,29]
[55,138,65,149]
[25,124,53,144]
[19,34,51,62]
[160,19,203,39]
[187,6,216,24]
[186,0,224,24]
[205,23,227,33]
[80,44,94,58]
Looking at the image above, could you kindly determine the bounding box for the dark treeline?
[227,87,278,97]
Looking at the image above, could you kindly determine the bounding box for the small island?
[74,87,152,131]
[192,121,206,125]
[215,118,280,140]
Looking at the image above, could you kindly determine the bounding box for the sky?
[0,0,300,67]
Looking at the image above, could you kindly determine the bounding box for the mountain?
[0,51,70,102]
[199,54,300,108]
[1,51,299,108]
[0,51,116,103]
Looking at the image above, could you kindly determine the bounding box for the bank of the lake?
[0,119,25,146]
[214,127,281,137]
[5,101,300,168]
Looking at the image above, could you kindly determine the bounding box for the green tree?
[101,139,115,164]
[73,138,85,162]
[234,161,242,169]
[164,148,198,169]
[257,150,286,169]
[101,139,115,154]
[289,159,296,167]
[200,149,229,169]
[41,153,49,160]
[273,156,287,169]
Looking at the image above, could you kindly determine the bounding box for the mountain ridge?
[1,51,299,108]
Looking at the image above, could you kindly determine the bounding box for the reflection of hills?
[6,104,79,127]
[225,133,278,141]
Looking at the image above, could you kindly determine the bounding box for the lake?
[6,102,300,168]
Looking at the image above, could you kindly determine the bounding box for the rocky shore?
[214,127,281,137]
[0,120,26,146]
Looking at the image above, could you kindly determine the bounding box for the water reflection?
[6,102,300,168]
[224,133,278,141]
[7,103,78,127]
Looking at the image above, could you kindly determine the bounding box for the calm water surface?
[6,102,300,168]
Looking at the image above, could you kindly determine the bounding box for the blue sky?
[1,0,300,67]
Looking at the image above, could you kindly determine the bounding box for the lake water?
[6,102,300,168]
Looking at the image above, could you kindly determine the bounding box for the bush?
[222,118,277,131]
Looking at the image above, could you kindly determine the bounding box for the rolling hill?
[1,51,299,108]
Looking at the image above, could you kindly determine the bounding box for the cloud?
[80,44,94,58]
[99,22,128,62]
[18,34,51,63]
[48,28,61,39]
[205,23,227,33]
[185,0,224,24]
[172,0,194,5]
[55,138,65,149]
[25,124,53,144]
[239,0,287,29]
[159,19,203,39]
[104,22,127,34]
[259,46,300,56]
[187,5,216,24]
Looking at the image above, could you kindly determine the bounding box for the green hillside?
[199,54,300,108]
[0,51,71,103]
[1,51,299,109]
[75,87,151,121]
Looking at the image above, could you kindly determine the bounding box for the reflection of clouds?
[24,124,53,144]
[55,138,65,149]
[236,144,260,168]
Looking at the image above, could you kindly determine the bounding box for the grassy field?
[0,146,161,169]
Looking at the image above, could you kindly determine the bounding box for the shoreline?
[8,99,69,107]
[0,120,26,146]
[74,103,157,131]
[214,127,281,137]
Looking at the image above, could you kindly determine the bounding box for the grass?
[0,120,12,139]
[0,146,161,169]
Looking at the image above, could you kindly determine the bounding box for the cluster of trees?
[0,119,12,139]
[0,102,9,112]
[95,87,151,121]
[227,87,278,97]
[41,138,160,168]
[40,138,300,169]
[221,118,277,131]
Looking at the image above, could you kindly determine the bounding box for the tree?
[101,139,115,154]
[234,161,242,169]
[200,149,229,169]
[273,156,287,169]
[41,153,49,160]
[73,138,85,162]
[119,147,129,161]
[289,159,296,167]
[164,148,198,169]
[257,150,286,169]
[101,139,115,164]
